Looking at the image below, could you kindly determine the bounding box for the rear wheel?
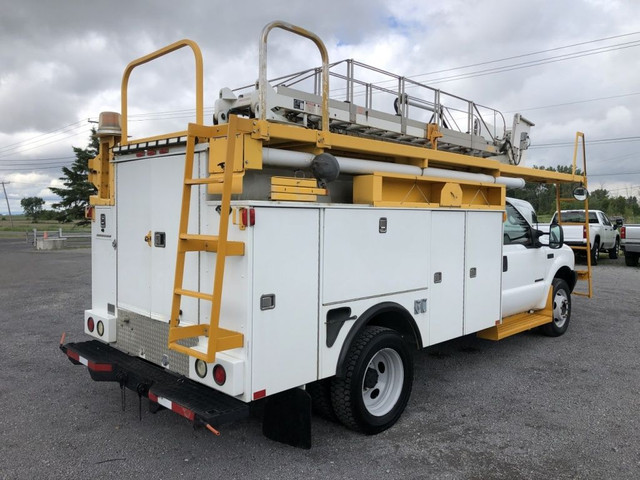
[541,278,571,337]
[609,238,619,259]
[625,251,639,267]
[331,326,413,434]
[307,379,338,422]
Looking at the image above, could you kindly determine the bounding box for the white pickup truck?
[621,224,640,266]
[550,210,620,264]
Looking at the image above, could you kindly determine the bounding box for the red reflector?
[136,152,145,157]
[87,317,95,332]
[253,389,266,400]
[213,364,226,386]
[87,361,113,372]
[172,403,195,421]
[159,147,169,154]
[66,350,80,362]
[240,208,255,227]
[147,149,157,156]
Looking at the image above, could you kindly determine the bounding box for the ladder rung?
[168,323,209,343]
[178,234,245,255]
[175,288,214,301]
[185,177,223,185]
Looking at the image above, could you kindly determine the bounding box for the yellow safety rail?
[120,39,203,145]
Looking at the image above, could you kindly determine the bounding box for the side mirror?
[548,223,564,249]
[573,186,589,202]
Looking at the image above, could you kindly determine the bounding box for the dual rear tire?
[309,326,413,434]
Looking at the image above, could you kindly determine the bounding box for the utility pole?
[1,181,14,227]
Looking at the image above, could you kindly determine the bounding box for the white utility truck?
[61,21,591,448]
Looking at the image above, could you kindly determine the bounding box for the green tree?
[50,129,98,225]
[20,196,45,222]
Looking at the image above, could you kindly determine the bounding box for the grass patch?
[0,215,90,233]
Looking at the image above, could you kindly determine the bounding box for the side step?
[476,311,552,341]
[60,340,249,428]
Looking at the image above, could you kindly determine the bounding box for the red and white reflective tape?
[65,349,113,372]
[148,392,195,421]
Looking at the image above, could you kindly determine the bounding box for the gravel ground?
[1,238,639,479]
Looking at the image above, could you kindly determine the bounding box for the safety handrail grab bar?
[121,39,204,145]
[259,21,330,132]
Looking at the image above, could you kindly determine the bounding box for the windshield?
[554,211,598,223]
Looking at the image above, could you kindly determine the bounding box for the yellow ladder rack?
[555,132,592,298]
[168,117,244,363]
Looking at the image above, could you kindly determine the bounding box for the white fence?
[26,228,91,248]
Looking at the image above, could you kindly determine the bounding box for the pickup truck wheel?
[625,251,639,267]
[590,242,599,265]
[609,238,619,259]
[541,278,571,337]
[331,326,413,434]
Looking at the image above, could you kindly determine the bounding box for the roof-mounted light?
[96,111,122,137]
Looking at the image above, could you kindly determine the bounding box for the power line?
[506,91,640,113]
[531,136,640,149]
[407,31,640,82]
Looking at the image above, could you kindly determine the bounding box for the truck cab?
[503,198,576,317]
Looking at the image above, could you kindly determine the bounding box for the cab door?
[501,203,548,317]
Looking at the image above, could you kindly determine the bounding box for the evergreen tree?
[50,129,98,225]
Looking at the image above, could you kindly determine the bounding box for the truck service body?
[62,21,591,447]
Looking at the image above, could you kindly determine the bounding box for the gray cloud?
[2,0,640,213]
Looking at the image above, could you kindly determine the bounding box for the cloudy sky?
[1,0,640,214]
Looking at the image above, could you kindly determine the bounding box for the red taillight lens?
[240,207,255,227]
[213,364,226,386]
[621,226,626,239]
[87,317,95,332]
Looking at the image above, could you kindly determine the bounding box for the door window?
[504,204,532,246]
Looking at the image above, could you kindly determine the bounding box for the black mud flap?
[60,340,249,430]
[262,388,312,449]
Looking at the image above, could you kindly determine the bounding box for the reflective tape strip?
[148,391,195,421]
[65,349,112,372]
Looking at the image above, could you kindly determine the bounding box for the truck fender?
[334,302,422,378]
[553,266,577,293]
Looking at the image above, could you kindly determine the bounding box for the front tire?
[541,278,571,337]
[331,326,413,434]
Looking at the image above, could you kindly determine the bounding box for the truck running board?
[476,311,552,341]
[60,340,249,429]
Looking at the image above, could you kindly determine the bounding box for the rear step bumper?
[60,340,249,428]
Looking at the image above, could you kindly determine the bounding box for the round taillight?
[213,364,226,386]
[87,317,95,332]
[97,321,104,337]
[195,359,207,378]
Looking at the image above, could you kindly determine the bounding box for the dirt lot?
[1,238,639,479]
